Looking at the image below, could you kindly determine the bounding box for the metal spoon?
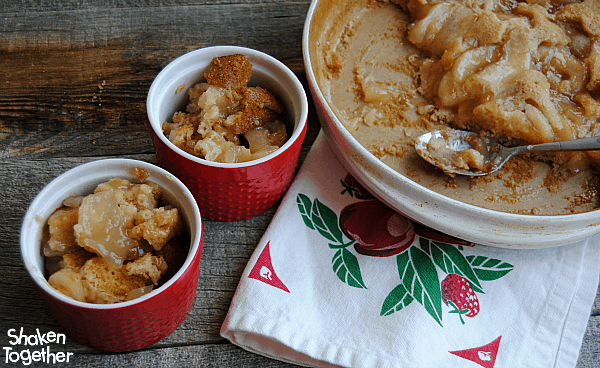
[414,129,600,176]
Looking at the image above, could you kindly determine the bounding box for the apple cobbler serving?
[162,54,288,163]
[43,178,188,304]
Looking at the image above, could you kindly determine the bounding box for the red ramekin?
[146,46,308,221]
[20,159,203,352]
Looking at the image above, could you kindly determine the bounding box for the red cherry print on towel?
[340,174,375,200]
[414,223,475,247]
[339,200,415,257]
[441,273,480,324]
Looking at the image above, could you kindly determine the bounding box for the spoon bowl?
[415,129,600,176]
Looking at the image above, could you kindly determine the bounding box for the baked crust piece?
[204,54,253,89]
[80,257,147,304]
[224,87,284,134]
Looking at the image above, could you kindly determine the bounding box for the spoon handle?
[526,136,600,152]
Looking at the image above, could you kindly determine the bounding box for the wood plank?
[0,3,309,61]
[579,315,600,368]
[42,343,299,367]
[0,0,302,13]
[0,2,310,160]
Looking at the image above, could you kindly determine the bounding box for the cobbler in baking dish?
[313,0,600,214]
[399,0,600,171]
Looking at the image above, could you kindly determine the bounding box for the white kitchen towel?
[221,131,600,368]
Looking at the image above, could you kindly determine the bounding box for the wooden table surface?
[0,0,598,366]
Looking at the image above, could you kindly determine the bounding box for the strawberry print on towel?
[296,175,514,327]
